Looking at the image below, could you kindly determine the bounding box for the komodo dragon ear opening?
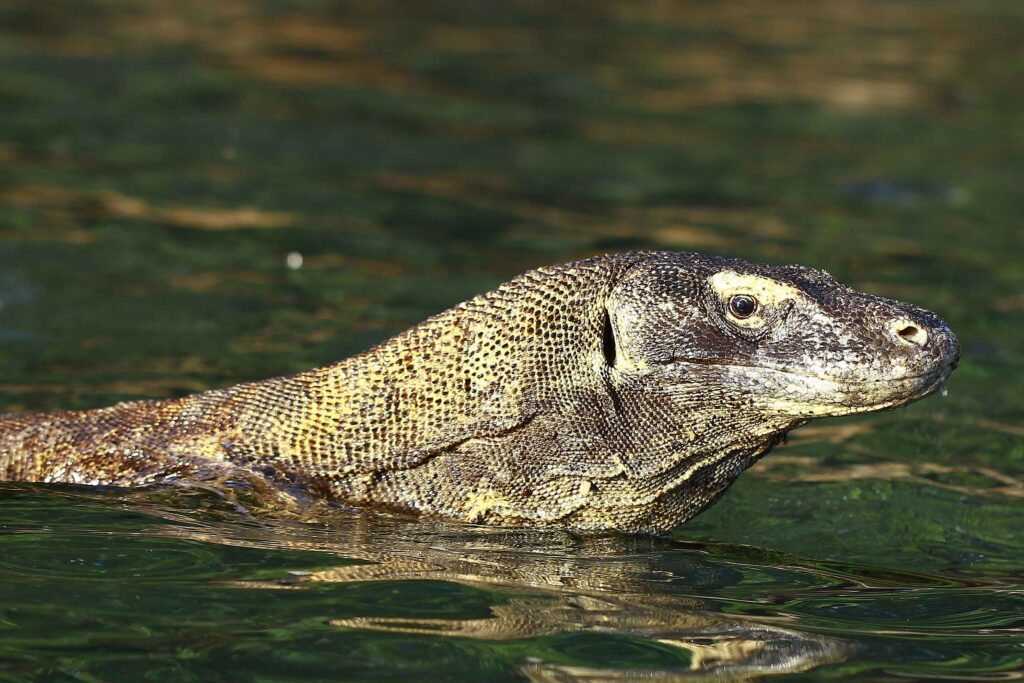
[602,306,617,368]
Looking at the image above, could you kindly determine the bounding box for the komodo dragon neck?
[0,251,959,533]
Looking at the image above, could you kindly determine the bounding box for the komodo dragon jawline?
[0,251,959,533]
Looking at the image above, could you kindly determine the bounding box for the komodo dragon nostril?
[890,319,928,346]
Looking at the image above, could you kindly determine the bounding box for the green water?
[1,0,1022,679]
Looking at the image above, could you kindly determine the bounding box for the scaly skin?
[0,252,960,533]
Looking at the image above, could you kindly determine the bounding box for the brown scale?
[0,251,959,533]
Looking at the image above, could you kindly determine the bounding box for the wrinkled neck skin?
[325,367,803,534]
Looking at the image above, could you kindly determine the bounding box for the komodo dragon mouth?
[0,251,960,534]
[666,359,956,416]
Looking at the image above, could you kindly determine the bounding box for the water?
[1,0,1022,679]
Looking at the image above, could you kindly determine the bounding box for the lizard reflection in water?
[0,251,960,533]
[110,484,849,681]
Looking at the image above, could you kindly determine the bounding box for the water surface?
[1,1,1022,680]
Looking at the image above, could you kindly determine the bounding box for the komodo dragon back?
[0,251,960,533]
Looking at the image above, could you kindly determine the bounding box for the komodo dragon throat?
[0,251,959,533]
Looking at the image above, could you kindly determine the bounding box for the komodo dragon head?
[0,251,960,535]
[605,253,959,420]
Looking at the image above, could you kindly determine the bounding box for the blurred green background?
[0,1,1022,680]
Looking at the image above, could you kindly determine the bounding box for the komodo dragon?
[0,251,959,533]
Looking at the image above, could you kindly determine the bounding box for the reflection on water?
[7,480,1024,680]
[1,0,1023,679]
[214,526,849,680]
[6,483,852,681]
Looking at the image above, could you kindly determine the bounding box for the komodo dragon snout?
[0,251,959,534]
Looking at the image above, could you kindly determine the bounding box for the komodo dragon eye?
[728,294,758,318]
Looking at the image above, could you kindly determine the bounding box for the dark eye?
[729,295,757,318]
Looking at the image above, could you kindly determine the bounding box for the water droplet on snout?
[940,385,949,398]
